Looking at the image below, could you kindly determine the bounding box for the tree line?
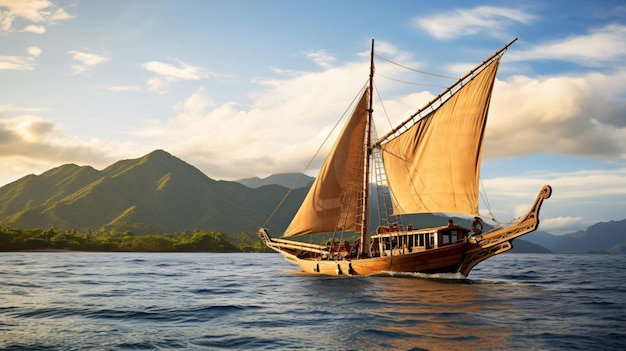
[0,226,273,253]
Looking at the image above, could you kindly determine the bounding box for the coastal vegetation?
[0,226,273,253]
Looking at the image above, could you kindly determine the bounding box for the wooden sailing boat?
[258,38,552,277]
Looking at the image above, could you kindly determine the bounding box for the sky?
[1,0,625,235]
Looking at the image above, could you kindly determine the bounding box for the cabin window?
[441,230,458,245]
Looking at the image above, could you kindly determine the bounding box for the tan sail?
[380,57,500,215]
[283,89,369,237]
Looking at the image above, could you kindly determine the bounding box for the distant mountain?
[509,239,552,253]
[0,150,305,234]
[237,173,314,189]
[524,220,626,253]
[523,230,563,249]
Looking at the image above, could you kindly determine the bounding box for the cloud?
[0,114,109,160]
[540,216,586,235]
[27,46,41,57]
[485,69,626,160]
[305,49,336,68]
[0,55,36,70]
[132,58,373,178]
[0,46,43,70]
[508,24,626,67]
[414,6,536,40]
[0,106,124,185]
[142,59,210,93]
[68,50,109,75]
[0,0,74,34]
[22,24,45,33]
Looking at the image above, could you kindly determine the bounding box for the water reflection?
[285,273,540,350]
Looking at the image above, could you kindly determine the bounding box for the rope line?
[374,53,456,80]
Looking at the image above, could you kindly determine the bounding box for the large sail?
[283,89,370,237]
[379,57,500,215]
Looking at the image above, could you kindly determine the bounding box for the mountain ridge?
[237,173,314,189]
[0,150,301,234]
[523,220,626,253]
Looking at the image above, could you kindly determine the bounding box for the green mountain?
[0,150,304,234]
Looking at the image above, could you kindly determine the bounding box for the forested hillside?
[0,150,304,235]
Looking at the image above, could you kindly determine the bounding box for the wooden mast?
[360,39,375,256]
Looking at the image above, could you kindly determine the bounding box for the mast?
[360,39,375,256]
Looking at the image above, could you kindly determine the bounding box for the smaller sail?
[380,57,501,216]
[283,89,369,237]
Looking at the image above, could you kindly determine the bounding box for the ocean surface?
[1,252,624,351]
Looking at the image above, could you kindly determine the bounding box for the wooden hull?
[260,185,552,277]
[280,242,469,276]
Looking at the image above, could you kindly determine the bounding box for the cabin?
[370,223,470,257]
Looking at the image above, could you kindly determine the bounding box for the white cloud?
[410,25,626,162]
[27,46,41,57]
[0,46,42,70]
[22,24,45,33]
[146,77,167,94]
[0,0,74,34]
[0,107,125,185]
[414,6,536,40]
[0,114,111,160]
[485,70,626,160]
[142,59,210,93]
[132,58,373,178]
[69,50,109,75]
[0,55,35,70]
[305,49,336,68]
[508,24,626,66]
[540,216,586,235]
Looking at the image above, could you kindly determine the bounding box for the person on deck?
[472,217,483,235]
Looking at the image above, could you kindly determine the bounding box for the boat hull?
[280,243,469,276]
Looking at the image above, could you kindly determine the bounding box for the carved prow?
[458,185,552,276]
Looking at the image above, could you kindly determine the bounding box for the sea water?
[1,252,624,350]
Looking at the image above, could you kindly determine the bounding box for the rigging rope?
[374,53,456,80]
[376,73,448,88]
[479,180,497,223]
[373,81,393,132]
